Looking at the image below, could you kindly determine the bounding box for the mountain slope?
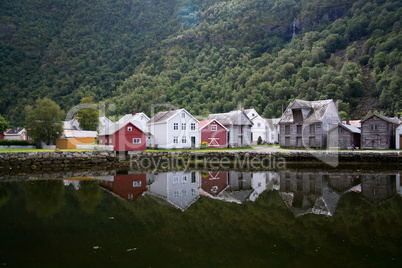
[0,0,401,125]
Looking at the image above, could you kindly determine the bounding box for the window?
[370,124,378,130]
[285,137,290,146]
[285,125,290,135]
[191,188,197,195]
[173,123,178,130]
[182,176,188,183]
[309,137,315,147]
[173,190,180,197]
[191,123,196,130]
[338,128,343,134]
[310,124,315,134]
[297,125,302,134]
[109,138,112,143]
[173,176,179,184]
[181,112,186,118]
[99,139,103,144]
[133,138,141,144]
[182,136,187,143]
[211,125,217,131]
[257,123,261,127]
[181,123,186,130]
[173,136,178,143]
[127,127,132,131]
[133,181,142,187]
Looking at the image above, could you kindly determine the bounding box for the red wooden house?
[198,119,229,148]
[99,121,146,151]
[200,171,228,197]
[99,174,147,202]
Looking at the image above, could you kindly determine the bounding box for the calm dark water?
[0,169,401,267]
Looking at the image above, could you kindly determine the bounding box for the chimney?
[168,106,172,112]
[346,119,350,125]
[132,110,136,115]
[398,114,400,119]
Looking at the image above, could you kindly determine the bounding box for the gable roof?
[148,108,198,125]
[99,113,148,136]
[329,123,361,134]
[266,118,281,128]
[361,113,401,125]
[280,99,335,124]
[5,128,25,135]
[61,130,98,138]
[205,110,253,126]
[343,120,361,128]
[198,119,229,132]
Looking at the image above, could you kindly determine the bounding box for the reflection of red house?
[198,119,229,148]
[200,172,228,197]
[99,174,147,202]
[99,122,146,151]
[0,132,4,140]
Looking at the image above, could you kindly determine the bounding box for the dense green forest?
[0,0,401,126]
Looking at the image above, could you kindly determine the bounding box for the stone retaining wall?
[0,150,400,173]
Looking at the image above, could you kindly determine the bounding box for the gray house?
[360,114,400,149]
[205,110,253,147]
[328,123,361,149]
[279,99,341,148]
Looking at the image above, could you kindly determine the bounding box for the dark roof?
[280,99,334,124]
[361,114,401,125]
[205,110,253,126]
[5,128,24,134]
[329,123,361,134]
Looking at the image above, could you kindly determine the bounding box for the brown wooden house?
[360,114,400,149]
[328,123,361,149]
[279,99,341,148]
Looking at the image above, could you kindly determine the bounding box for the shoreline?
[0,149,400,173]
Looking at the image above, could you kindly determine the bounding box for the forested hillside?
[0,0,401,125]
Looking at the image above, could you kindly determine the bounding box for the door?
[400,135,402,149]
[191,136,196,148]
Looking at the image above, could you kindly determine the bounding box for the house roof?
[205,110,253,126]
[280,99,334,124]
[63,118,80,130]
[361,113,401,125]
[148,108,198,125]
[329,123,361,134]
[266,118,281,127]
[99,113,148,135]
[198,119,229,132]
[61,130,97,138]
[343,120,361,128]
[5,128,25,135]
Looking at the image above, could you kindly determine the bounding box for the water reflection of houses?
[98,174,147,202]
[146,172,201,211]
[278,171,341,217]
[200,171,280,204]
[360,174,396,204]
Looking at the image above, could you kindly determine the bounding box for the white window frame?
[182,136,187,143]
[181,112,186,118]
[127,126,132,131]
[133,181,142,187]
[173,123,178,130]
[133,138,141,144]
[181,123,186,130]
[182,176,188,183]
[173,136,178,143]
[211,125,217,131]
[191,123,196,130]
[173,176,179,184]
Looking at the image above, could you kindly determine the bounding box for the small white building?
[4,128,27,141]
[245,109,266,144]
[147,108,200,149]
[396,123,402,149]
[266,118,280,144]
[112,111,149,133]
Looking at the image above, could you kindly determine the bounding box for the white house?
[396,123,402,149]
[266,118,280,144]
[4,128,28,141]
[98,116,114,133]
[146,171,201,211]
[245,109,266,144]
[147,108,200,149]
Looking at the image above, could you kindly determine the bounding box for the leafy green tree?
[25,98,64,145]
[0,115,9,133]
[76,96,99,131]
